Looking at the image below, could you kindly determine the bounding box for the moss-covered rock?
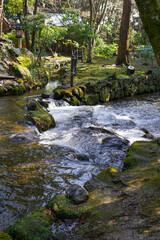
[47,194,89,219]
[82,94,99,105]
[8,208,53,240]
[99,87,110,102]
[17,56,32,68]
[10,63,32,81]
[96,167,120,183]
[27,100,43,111]
[123,140,160,170]
[27,100,55,132]
[27,110,56,132]
[69,96,81,106]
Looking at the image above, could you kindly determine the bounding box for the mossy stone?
[70,96,81,106]
[8,208,52,240]
[96,167,123,186]
[11,63,32,81]
[17,56,32,68]
[47,194,88,219]
[99,87,110,102]
[53,90,63,100]
[112,80,118,89]
[27,110,56,132]
[82,94,99,105]
[123,140,160,170]
[27,101,43,111]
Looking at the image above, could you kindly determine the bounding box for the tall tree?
[87,0,108,63]
[135,0,160,66]
[23,0,30,49]
[31,0,38,50]
[116,0,131,65]
[0,0,4,39]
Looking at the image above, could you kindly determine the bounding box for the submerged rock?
[66,184,89,204]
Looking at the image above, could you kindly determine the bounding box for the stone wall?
[53,74,160,105]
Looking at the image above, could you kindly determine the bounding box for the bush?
[94,38,118,59]
[2,30,17,45]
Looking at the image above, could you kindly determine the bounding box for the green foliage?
[94,38,118,58]
[0,232,12,240]
[4,0,33,15]
[26,12,67,59]
[2,30,17,45]
[137,44,156,67]
[130,28,149,45]
[25,12,47,32]
[137,44,155,59]
[134,32,148,45]
[62,10,96,48]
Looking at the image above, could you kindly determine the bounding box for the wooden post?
[70,55,75,87]
[18,38,22,49]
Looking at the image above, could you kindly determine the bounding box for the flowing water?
[0,91,160,231]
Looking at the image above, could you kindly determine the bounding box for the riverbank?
[0,40,70,97]
[3,139,160,240]
[53,57,160,105]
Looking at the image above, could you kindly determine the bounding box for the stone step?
[0,75,15,81]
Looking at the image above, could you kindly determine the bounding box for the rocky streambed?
[0,92,160,239]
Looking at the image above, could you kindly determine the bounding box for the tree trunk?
[135,0,160,66]
[31,0,38,51]
[86,0,108,63]
[0,0,4,39]
[23,0,30,49]
[87,39,95,63]
[116,0,131,66]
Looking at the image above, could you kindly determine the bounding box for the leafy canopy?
[4,0,33,15]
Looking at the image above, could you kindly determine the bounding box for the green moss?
[27,110,56,132]
[123,140,160,170]
[70,96,81,106]
[82,94,99,105]
[11,63,32,81]
[0,232,12,240]
[47,191,111,220]
[96,167,122,186]
[99,87,110,102]
[47,194,88,218]
[17,56,32,67]
[27,101,43,111]
[8,208,52,240]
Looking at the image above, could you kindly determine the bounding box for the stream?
[0,88,160,231]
